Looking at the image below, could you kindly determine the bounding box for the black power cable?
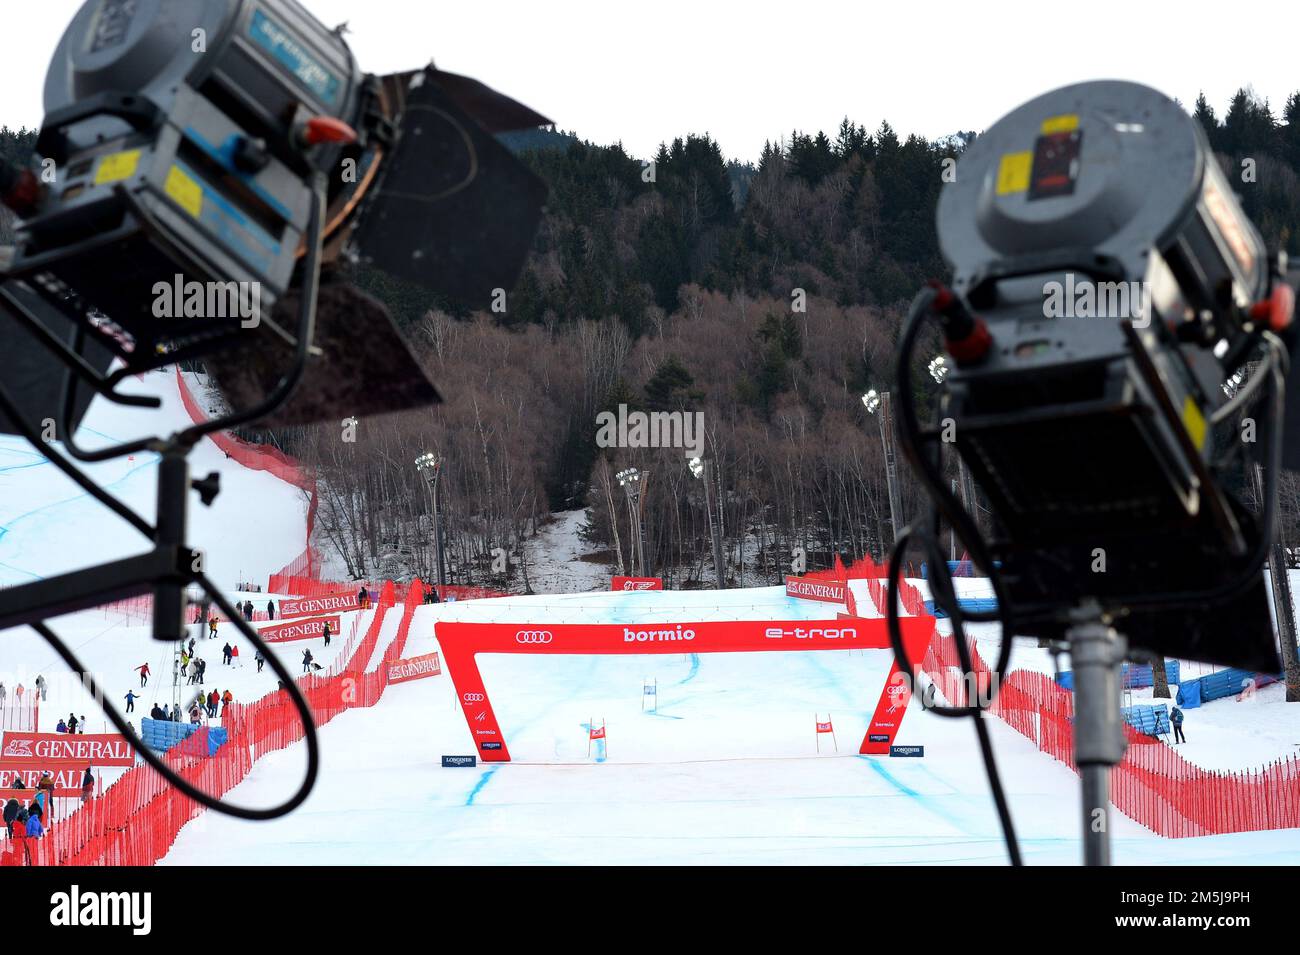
[883,286,1027,865]
[32,583,321,820]
[885,285,1289,868]
[0,175,331,819]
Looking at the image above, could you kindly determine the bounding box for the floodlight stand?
[1066,600,1128,866]
[0,173,330,820]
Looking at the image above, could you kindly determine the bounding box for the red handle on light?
[1249,283,1295,333]
[300,116,358,147]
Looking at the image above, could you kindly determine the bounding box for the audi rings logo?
[515,630,554,644]
[462,693,485,703]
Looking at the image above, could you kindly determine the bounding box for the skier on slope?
[135,662,150,687]
[301,648,314,674]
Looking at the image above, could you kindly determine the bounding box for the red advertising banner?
[863,664,916,755]
[611,577,663,591]
[278,594,358,618]
[436,615,933,761]
[816,720,833,733]
[785,576,846,604]
[589,725,606,740]
[387,651,442,684]
[258,615,342,644]
[0,759,89,796]
[1,733,133,767]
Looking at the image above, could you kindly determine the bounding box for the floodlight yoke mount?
[0,173,330,821]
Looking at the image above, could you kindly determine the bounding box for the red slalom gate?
[436,615,935,761]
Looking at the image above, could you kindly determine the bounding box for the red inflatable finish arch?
[436,616,934,761]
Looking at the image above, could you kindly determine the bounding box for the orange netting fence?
[836,553,1300,837]
[173,368,322,586]
[6,579,429,866]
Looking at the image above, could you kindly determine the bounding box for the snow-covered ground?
[7,368,1300,864]
[159,596,1300,865]
[519,509,610,593]
[0,368,309,590]
[0,365,320,798]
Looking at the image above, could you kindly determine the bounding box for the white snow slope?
[157,588,1300,866]
[7,370,1300,864]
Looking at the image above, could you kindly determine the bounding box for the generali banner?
[436,615,934,762]
[279,594,357,618]
[0,759,92,796]
[388,651,442,684]
[1,733,133,767]
[785,576,847,604]
[611,577,663,591]
[258,615,341,643]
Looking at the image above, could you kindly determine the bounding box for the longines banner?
[258,614,342,643]
[785,576,846,604]
[278,594,357,618]
[611,577,663,591]
[388,651,442,684]
[435,616,934,761]
[1,732,133,767]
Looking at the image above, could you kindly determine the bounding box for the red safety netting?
[173,368,322,584]
[5,579,430,866]
[839,553,1300,838]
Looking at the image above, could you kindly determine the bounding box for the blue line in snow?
[858,754,922,798]
[465,767,499,806]
[677,653,700,685]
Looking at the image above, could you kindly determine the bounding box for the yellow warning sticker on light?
[93,149,141,185]
[1040,114,1079,134]
[1181,396,1207,451]
[164,165,203,219]
[995,151,1033,195]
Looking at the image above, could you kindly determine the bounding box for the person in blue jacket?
[1171,705,1186,744]
[56,719,68,733]
[24,810,43,839]
[124,689,138,713]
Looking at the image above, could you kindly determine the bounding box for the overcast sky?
[2,0,1295,162]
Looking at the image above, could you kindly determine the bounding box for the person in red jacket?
[221,689,234,715]
[135,662,150,687]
